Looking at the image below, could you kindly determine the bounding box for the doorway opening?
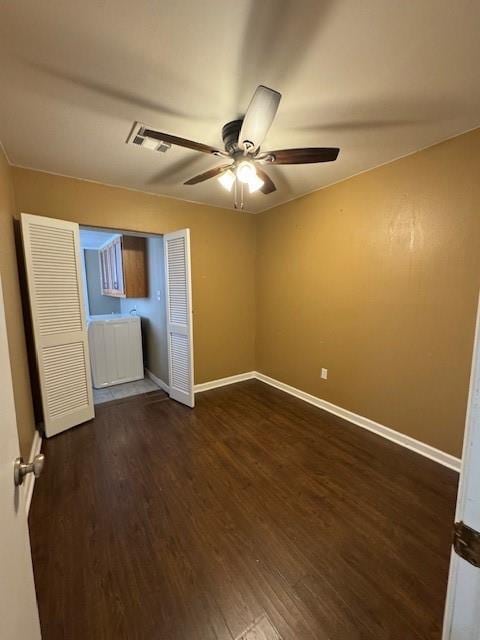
[79,227,169,406]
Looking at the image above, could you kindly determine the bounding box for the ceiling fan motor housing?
[222,119,243,153]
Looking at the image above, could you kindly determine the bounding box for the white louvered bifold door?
[21,213,94,437]
[164,229,194,407]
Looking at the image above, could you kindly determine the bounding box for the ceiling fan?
[132,85,340,208]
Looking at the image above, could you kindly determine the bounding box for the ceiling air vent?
[127,122,171,153]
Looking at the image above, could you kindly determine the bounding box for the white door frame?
[443,290,480,638]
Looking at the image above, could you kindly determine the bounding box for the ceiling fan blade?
[238,85,281,152]
[266,147,340,164]
[142,128,223,156]
[255,167,277,195]
[184,164,232,185]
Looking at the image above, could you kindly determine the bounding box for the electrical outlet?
[321,368,328,380]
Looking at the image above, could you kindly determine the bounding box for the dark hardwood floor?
[29,380,458,640]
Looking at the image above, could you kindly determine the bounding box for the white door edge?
[442,289,480,639]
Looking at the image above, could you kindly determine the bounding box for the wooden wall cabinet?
[100,236,147,298]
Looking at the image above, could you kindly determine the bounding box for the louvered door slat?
[21,213,94,436]
[164,229,194,407]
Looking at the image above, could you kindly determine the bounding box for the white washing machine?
[88,314,144,389]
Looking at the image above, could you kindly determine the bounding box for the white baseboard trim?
[254,372,461,472]
[194,371,256,393]
[24,430,42,516]
[191,369,461,472]
[145,368,170,394]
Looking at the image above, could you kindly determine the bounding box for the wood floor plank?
[29,380,458,639]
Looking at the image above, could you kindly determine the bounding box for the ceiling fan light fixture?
[218,169,235,191]
[236,160,256,184]
[248,173,265,194]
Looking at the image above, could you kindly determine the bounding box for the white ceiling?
[80,229,118,250]
[1,1,479,213]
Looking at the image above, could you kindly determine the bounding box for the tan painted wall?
[5,128,480,459]
[0,150,36,457]
[256,128,480,458]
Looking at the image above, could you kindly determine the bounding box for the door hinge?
[453,521,480,568]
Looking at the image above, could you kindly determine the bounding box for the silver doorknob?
[14,454,45,487]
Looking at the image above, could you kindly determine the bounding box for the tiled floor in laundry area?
[92,376,160,404]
